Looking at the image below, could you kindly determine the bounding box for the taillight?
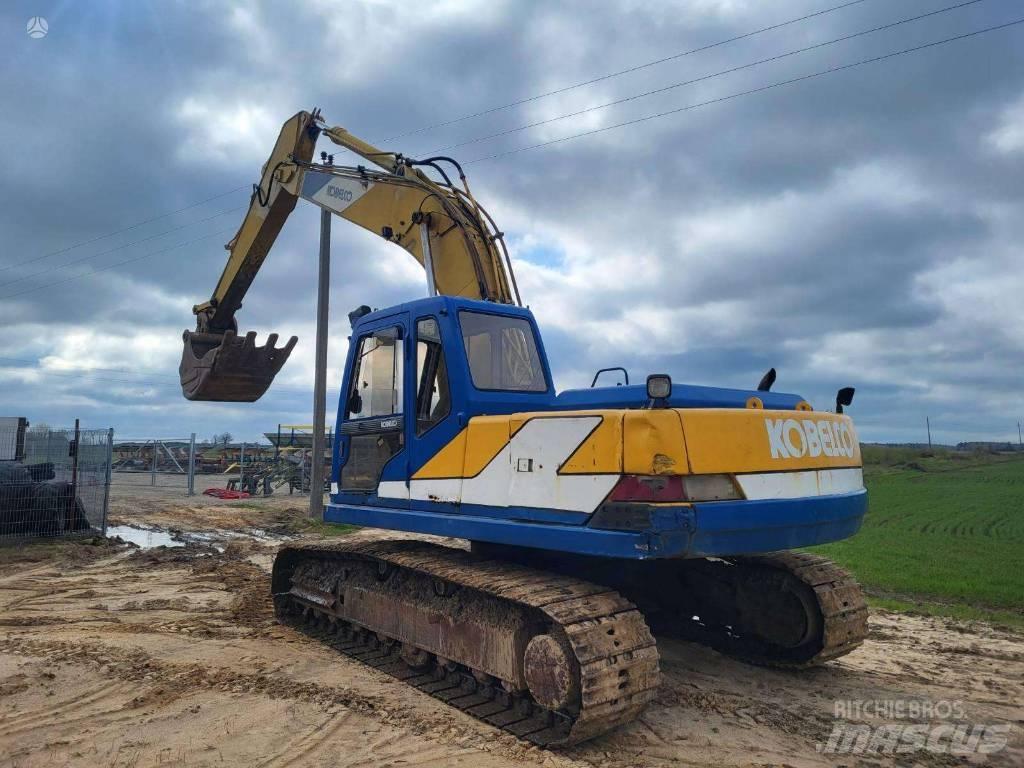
[609,475,684,502]
[607,473,742,502]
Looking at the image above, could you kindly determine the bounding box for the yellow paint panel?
[463,417,513,476]
[412,416,513,479]
[559,413,623,474]
[412,429,468,479]
[623,410,689,475]
[680,409,861,474]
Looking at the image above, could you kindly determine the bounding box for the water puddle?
[106,525,184,549]
[105,524,292,550]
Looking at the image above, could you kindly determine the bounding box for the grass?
[296,520,360,537]
[809,447,1024,629]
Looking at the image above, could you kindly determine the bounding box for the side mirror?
[835,386,855,414]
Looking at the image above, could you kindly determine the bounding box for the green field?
[809,448,1024,628]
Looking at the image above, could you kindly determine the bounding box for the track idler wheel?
[523,633,579,711]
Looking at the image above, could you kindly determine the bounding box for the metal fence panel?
[0,426,112,541]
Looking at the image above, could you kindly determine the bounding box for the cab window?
[415,317,450,434]
[458,311,547,392]
[346,327,403,419]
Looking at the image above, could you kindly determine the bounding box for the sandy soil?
[1,487,1021,767]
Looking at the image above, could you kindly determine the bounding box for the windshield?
[459,311,548,392]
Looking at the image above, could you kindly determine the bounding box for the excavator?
[180,110,868,746]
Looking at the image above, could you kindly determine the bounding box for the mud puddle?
[106,524,291,551]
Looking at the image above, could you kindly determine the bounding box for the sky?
[0,0,1022,445]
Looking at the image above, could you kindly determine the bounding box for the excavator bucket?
[179,329,298,402]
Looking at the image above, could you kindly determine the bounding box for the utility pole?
[310,208,331,519]
[1018,421,1022,448]
[926,416,932,451]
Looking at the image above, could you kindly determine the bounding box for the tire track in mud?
[0,680,129,733]
[0,635,572,767]
[0,635,480,747]
[252,709,354,768]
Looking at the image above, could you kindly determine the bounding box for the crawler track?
[667,551,869,667]
[272,540,660,746]
[470,543,869,669]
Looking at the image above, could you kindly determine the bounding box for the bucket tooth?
[179,328,297,402]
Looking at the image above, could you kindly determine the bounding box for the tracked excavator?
[180,110,868,746]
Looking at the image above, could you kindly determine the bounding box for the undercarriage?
[272,539,867,744]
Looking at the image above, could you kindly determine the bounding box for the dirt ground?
[1,484,1021,767]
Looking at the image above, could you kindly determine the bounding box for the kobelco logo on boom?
[327,184,353,202]
[765,418,856,459]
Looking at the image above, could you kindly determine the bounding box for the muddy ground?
[1,483,1021,767]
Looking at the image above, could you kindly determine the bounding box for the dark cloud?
[0,0,1021,444]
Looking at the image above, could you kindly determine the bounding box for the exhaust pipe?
[179,329,298,402]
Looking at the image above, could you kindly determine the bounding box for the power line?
[0,226,238,300]
[0,357,314,395]
[0,205,245,291]
[11,12,1015,300]
[382,0,874,142]
[0,356,179,379]
[427,0,984,155]
[0,2,881,281]
[0,362,184,390]
[0,185,247,275]
[0,2,882,289]
[467,17,1024,164]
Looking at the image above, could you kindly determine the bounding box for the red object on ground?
[202,488,251,499]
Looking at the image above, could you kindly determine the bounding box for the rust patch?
[651,453,676,475]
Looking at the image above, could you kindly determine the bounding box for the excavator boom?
[180,109,517,401]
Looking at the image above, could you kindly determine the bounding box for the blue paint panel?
[326,501,653,558]
[412,497,590,526]
[325,490,867,560]
[689,491,867,556]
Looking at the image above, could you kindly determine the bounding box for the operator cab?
[332,296,554,506]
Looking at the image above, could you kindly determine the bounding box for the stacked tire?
[0,463,81,537]
[0,463,35,537]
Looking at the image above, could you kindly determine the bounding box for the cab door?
[407,314,463,507]
[335,320,409,505]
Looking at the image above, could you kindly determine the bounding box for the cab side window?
[341,326,404,492]
[415,318,450,435]
[346,328,403,419]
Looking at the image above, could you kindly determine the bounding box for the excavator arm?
[180,109,518,402]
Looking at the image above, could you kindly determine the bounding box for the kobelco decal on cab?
[765,417,857,459]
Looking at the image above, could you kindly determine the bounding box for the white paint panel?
[376,480,409,501]
[459,416,616,513]
[736,468,864,500]
[736,470,819,500]
[300,171,373,215]
[410,478,462,504]
[816,468,864,495]
[330,482,339,495]
[377,416,620,513]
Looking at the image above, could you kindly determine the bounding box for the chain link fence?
[111,436,200,495]
[109,436,323,499]
[0,422,112,541]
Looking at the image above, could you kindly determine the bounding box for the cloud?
[986,92,1024,155]
[0,0,1021,446]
